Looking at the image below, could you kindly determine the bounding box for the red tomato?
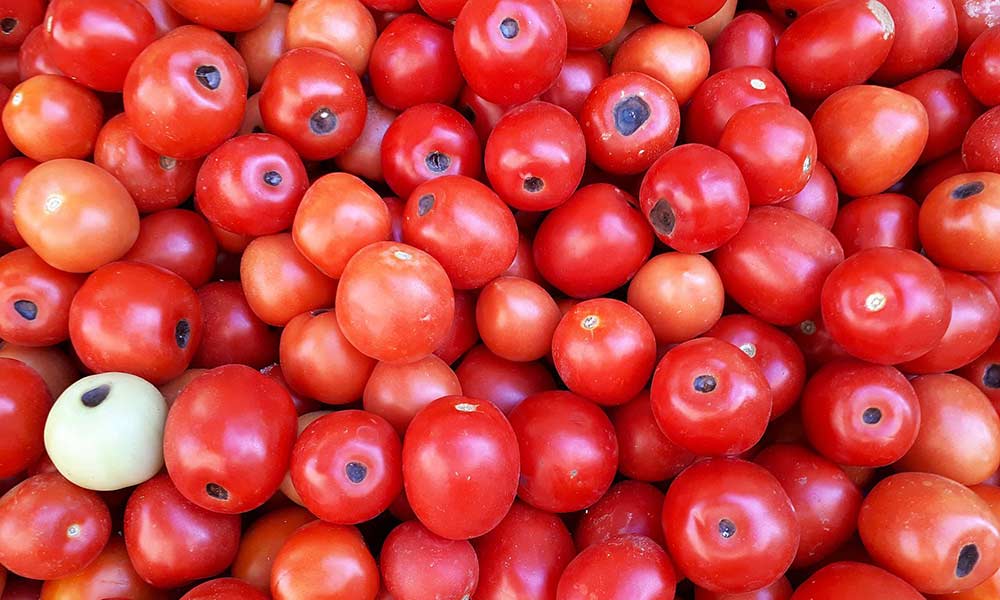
[612,24,710,105]
[380,520,479,600]
[662,459,799,594]
[896,69,984,163]
[873,0,958,84]
[124,209,217,289]
[831,193,920,256]
[234,3,288,90]
[402,395,519,539]
[962,105,1000,173]
[0,157,34,249]
[476,276,560,362]
[919,172,1000,272]
[711,13,777,73]
[39,536,165,600]
[541,50,610,117]
[0,248,84,347]
[270,521,378,600]
[789,562,924,600]
[192,281,278,369]
[684,66,790,146]
[231,507,315,594]
[2,75,103,162]
[455,344,557,414]
[612,391,695,482]
[776,160,839,228]
[364,354,462,435]
[556,535,677,600]
[0,358,50,478]
[0,0,44,49]
[574,480,665,549]
[285,0,376,75]
[695,577,792,600]
[647,0,726,25]
[368,14,462,109]
[181,578,268,600]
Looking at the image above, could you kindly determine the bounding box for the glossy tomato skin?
[0,0,44,49]
[485,101,586,211]
[164,0,271,31]
[164,365,297,513]
[542,50,610,117]
[774,0,894,99]
[754,444,863,568]
[962,106,1000,173]
[873,0,958,84]
[124,475,241,589]
[123,209,217,289]
[662,459,799,594]
[472,500,575,600]
[552,299,657,406]
[509,391,618,513]
[776,160,839,228]
[651,337,772,456]
[789,562,924,600]
[0,248,84,347]
[533,183,653,298]
[291,410,402,524]
[240,233,338,327]
[713,206,844,326]
[627,253,724,344]
[69,261,202,384]
[2,74,103,162]
[555,0,629,49]
[812,85,929,197]
[364,354,461,435]
[231,507,315,593]
[455,345,557,414]
[574,481,665,549]
[580,72,680,175]
[181,578,268,600]
[640,144,749,252]
[476,276,560,362]
[896,69,983,163]
[335,98,397,183]
[711,12,776,73]
[192,281,278,369]
[234,3,288,90]
[920,172,1000,272]
[963,25,1000,106]
[684,66,789,146]
[859,472,1000,594]
[124,25,248,160]
[612,391,695,482]
[94,113,201,214]
[800,360,920,467]
[18,25,62,81]
[403,395,519,540]
[369,14,462,110]
[453,0,568,106]
[336,242,454,363]
[820,247,950,364]
[403,175,518,290]
[0,358,51,478]
[556,535,678,600]
[0,473,111,581]
[831,193,920,256]
[39,536,166,600]
[380,520,479,600]
[259,47,366,161]
[612,24,710,106]
[900,270,1000,373]
[0,157,34,249]
[270,521,378,600]
[647,0,726,25]
[45,0,156,92]
[13,159,139,274]
[284,0,376,76]
[896,374,1000,485]
[959,338,1000,408]
[195,134,308,236]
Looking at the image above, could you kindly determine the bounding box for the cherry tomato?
[285,0,376,75]
[164,0,272,32]
[820,247,950,364]
[402,395,519,539]
[831,193,920,256]
[369,14,462,109]
[453,0,568,105]
[231,507,315,593]
[612,24,710,105]
[662,458,799,594]
[124,25,248,160]
[790,562,924,600]
[800,360,920,467]
[556,535,678,600]
[476,276,560,362]
[0,358,50,478]
[684,66,790,146]
[455,344,557,414]
[639,144,750,252]
[2,75,103,162]
[0,473,111,581]
[612,391,695,482]
[380,520,479,600]
[270,521,378,600]
[336,241,454,363]
[859,472,1000,594]
[627,253,724,344]
[240,233,338,327]
[574,480,665,549]
[920,172,1000,272]
[0,248,84,347]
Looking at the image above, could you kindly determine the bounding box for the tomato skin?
[0,0,44,49]
[612,24,710,105]
[662,459,799,594]
[0,248,84,347]
[40,536,166,600]
[472,500,575,600]
[335,98,397,183]
[453,0,568,106]
[542,50,610,117]
[958,338,1000,408]
[2,74,103,162]
[612,392,695,482]
[0,344,77,399]
[896,69,983,163]
[181,578,268,600]
[13,159,139,274]
[639,144,750,253]
[0,157,34,249]
[754,444,863,568]
[0,358,51,478]
[259,47,366,161]
[380,520,479,600]
[337,241,454,363]
[963,25,1000,106]
[455,345,557,414]
[647,0,726,25]
[812,85,929,197]
[402,395,519,540]
[369,14,462,110]
[801,360,920,467]
[859,472,1000,594]
[684,66,790,146]
[365,354,461,435]
[919,172,1000,272]
[476,276,560,362]
[873,0,958,84]
[291,410,402,524]
[962,106,1000,173]
[270,521,379,600]
[124,209,218,289]
[820,247,950,364]
[231,507,315,594]
[776,160,838,228]
[533,183,653,298]
[552,299,656,406]
[628,253,724,344]
[789,561,924,600]
[234,3,287,91]
[164,365,297,514]
[711,12,776,73]
[0,473,111,581]
[575,481,665,549]
[192,281,278,370]
[285,0,377,76]
[556,535,678,600]
[695,577,792,600]
[713,206,844,326]
[895,374,1000,485]
[831,193,920,256]
[651,337,772,456]
[124,25,248,160]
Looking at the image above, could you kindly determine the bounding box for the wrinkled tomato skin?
[790,561,924,600]
[896,69,983,163]
[920,172,1000,272]
[713,206,844,326]
[831,193,920,257]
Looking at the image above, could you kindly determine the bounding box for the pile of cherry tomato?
[2,0,1000,597]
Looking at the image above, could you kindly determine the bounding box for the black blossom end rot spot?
[613,96,651,136]
[175,320,191,349]
[693,375,717,393]
[957,544,979,578]
[346,461,368,483]
[194,65,222,90]
[310,107,338,135]
[206,482,229,501]
[13,300,37,320]
[81,385,111,408]
[952,181,985,200]
[499,17,519,39]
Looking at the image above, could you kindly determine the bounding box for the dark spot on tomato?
[345,461,368,483]
[952,181,985,199]
[983,364,1000,389]
[718,518,736,538]
[0,18,17,34]
[784,8,798,19]
[194,65,221,90]
[13,300,36,321]
[648,199,676,236]
[206,483,229,500]
[81,384,111,408]
[862,407,882,424]
[309,107,337,135]
[523,176,544,193]
[263,170,283,186]
[175,320,191,349]
[957,544,979,578]
[499,17,519,39]
[613,96,650,136]
[417,194,435,216]
[693,375,717,393]
[425,151,451,173]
